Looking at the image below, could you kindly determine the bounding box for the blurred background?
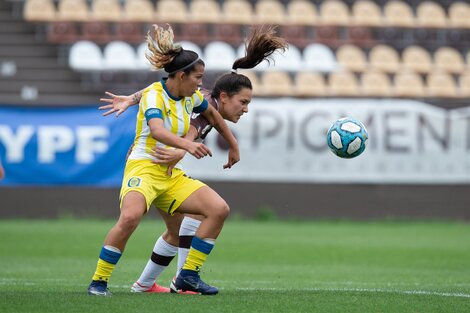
[0,0,469,220]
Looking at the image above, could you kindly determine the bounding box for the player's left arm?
[201,104,240,169]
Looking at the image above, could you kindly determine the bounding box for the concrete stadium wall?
[0,182,468,220]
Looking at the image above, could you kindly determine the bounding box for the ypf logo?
[127,177,142,187]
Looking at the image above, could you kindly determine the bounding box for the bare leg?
[175,186,229,239]
[103,191,147,252]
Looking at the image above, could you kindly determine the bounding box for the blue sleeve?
[193,99,208,114]
[144,108,163,122]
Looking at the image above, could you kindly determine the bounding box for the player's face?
[221,87,252,123]
[181,64,205,97]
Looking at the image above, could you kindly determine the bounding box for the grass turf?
[0,219,469,312]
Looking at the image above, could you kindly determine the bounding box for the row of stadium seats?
[243,69,470,98]
[68,40,470,75]
[67,40,470,98]
[44,19,470,50]
[24,0,470,28]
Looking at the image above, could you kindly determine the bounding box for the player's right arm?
[99,88,146,117]
[146,109,212,159]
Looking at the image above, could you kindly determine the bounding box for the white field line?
[0,278,469,299]
[236,287,470,299]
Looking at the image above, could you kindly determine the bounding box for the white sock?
[176,217,201,277]
[136,236,177,287]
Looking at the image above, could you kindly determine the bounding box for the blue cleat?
[88,280,112,296]
[174,270,218,295]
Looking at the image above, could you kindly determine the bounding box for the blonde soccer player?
[87,24,240,296]
[98,26,287,294]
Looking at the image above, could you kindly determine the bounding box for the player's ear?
[219,91,229,103]
[177,71,185,81]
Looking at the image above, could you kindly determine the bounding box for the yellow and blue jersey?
[128,79,208,162]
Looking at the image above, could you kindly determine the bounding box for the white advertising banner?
[180,98,470,184]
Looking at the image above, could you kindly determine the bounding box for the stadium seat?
[179,23,210,45]
[346,26,374,48]
[103,41,136,70]
[213,24,243,46]
[237,70,262,96]
[426,70,458,98]
[267,44,303,72]
[448,2,470,28]
[24,0,56,21]
[123,0,154,22]
[303,43,338,73]
[47,21,78,43]
[57,0,89,21]
[458,71,470,97]
[294,71,327,97]
[286,0,318,25]
[114,22,144,44]
[393,70,425,97]
[328,71,360,96]
[69,40,103,71]
[280,25,311,48]
[416,1,448,28]
[157,0,188,23]
[91,0,122,22]
[81,21,111,44]
[383,0,415,27]
[255,0,286,24]
[204,41,236,71]
[401,46,432,74]
[314,26,341,48]
[222,0,254,24]
[434,47,465,74]
[178,41,203,58]
[260,71,294,96]
[136,42,151,70]
[351,0,382,27]
[336,44,368,73]
[369,45,400,73]
[319,0,350,26]
[190,0,221,23]
[360,70,392,97]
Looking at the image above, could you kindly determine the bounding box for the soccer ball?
[327,117,368,159]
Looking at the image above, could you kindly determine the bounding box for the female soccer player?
[87,24,241,296]
[98,25,287,294]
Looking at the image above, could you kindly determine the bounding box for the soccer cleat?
[170,277,199,295]
[131,281,170,293]
[173,270,218,295]
[88,280,112,296]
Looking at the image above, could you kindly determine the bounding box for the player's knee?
[118,212,141,233]
[213,200,230,221]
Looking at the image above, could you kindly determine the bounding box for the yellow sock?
[182,237,214,272]
[91,246,122,282]
[92,259,116,282]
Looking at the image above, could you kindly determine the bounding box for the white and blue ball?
[327,117,368,159]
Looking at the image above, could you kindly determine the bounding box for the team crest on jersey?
[127,177,141,188]
[184,99,192,114]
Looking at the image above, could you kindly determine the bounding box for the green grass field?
[1,219,469,313]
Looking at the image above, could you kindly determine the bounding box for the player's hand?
[151,147,186,176]
[224,146,240,169]
[99,92,133,117]
[186,141,212,159]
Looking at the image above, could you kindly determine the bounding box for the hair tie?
[168,58,200,75]
[230,69,237,74]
